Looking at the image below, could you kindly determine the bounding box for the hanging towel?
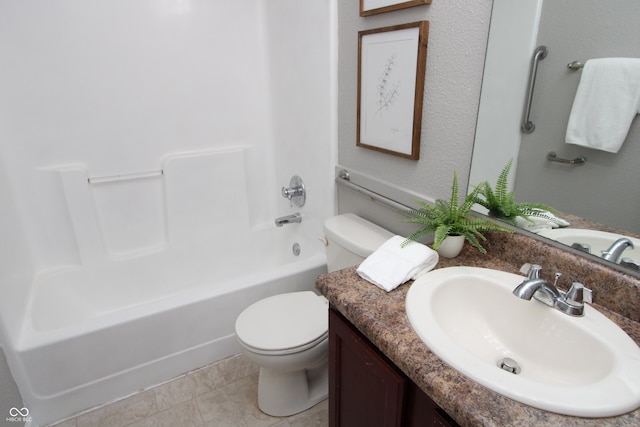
[565,58,640,153]
[356,236,439,292]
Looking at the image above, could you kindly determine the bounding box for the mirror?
[470,0,640,275]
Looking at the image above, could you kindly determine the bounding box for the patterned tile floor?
[49,355,328,427]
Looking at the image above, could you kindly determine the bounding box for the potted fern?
[472,159,559,226]
[402,171,512,257]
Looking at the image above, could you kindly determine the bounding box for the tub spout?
[275,213,302,227]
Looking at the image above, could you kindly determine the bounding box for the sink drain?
[497,357,521,374]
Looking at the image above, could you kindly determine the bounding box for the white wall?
[0,0,275,273]
[0,0,336,285]
[264,0,338,226]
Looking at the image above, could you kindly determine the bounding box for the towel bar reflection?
[567,61,585,70]
[546,151,586,165]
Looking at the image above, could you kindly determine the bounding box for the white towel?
[515,210,570,233]
[356,236,439,292]
[565,58,640,153]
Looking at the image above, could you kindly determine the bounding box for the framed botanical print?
[357,21,429,160]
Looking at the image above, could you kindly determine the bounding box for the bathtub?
[11,221,327,426]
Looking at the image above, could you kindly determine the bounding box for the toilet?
[234,213,394,416]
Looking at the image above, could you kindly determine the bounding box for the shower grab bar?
[546,151,586,165]
[521,45,548,134]
[88,170,163,184]
[567,61,584,70]
[336,169,412,212]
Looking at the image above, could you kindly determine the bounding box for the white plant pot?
[436,235,465,258]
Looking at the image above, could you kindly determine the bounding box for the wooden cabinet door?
[328,307,460,427]
[329,308,406,427]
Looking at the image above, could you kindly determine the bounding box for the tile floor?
[48,354,328,427]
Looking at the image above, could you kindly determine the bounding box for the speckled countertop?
[316,232,640,427]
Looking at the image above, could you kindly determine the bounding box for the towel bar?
[88,170,164,184]
[336,169,412,212]
[546,151,586,165]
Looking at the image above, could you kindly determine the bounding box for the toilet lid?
[235,291,328,354]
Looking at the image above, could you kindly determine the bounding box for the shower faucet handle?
[281,186,302,205]
[281,175,305,207]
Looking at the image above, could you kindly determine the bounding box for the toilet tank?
[323,213,394,272]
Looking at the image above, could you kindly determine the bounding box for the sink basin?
[537,228,640,260]
[406,266,640,417]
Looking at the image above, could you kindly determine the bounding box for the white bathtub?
[12,223,327,426]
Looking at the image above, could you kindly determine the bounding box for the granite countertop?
[315,238,640,427]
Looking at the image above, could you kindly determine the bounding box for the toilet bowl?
[235,291,329,416]
[234,214,394,416]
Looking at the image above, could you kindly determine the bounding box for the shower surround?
[0,1,336,425]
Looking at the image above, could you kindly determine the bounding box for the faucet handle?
[281,186,294,207]
[620,257,640,272]
[280,175,305,207]
[565,282,592,305]
[520,263,543,279]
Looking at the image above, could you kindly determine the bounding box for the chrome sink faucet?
[601,238,635,263]
[512,264,592,316]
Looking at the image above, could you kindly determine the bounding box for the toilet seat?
[235,291,328,356]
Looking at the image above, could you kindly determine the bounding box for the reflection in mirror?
[470,0,640,275]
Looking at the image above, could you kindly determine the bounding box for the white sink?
[537,228,639,260]
[406,266,640,417]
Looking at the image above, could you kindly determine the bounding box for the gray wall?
[515,0,640,234]
[337,0,493,227]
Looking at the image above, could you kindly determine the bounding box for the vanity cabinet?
[329,307,459,427]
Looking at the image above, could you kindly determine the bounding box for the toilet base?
[257,363,328,416]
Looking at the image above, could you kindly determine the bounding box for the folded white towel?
[565,58,640,153]
[515,210,570,233]
[356,236,439,292]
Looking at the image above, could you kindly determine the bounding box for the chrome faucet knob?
[520,263,542,279]
[280,175,305,207]
[565,282,592,305]
[281,186,294,206]
[620,258,640,272]
[528,264,542,279]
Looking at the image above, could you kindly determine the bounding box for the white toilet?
[234,213,394,416]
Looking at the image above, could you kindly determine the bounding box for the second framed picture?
[360,0,431,17]
[357,21,429,160]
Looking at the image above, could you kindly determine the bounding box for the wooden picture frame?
[360,0,431,17]
[357,21,429,160]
